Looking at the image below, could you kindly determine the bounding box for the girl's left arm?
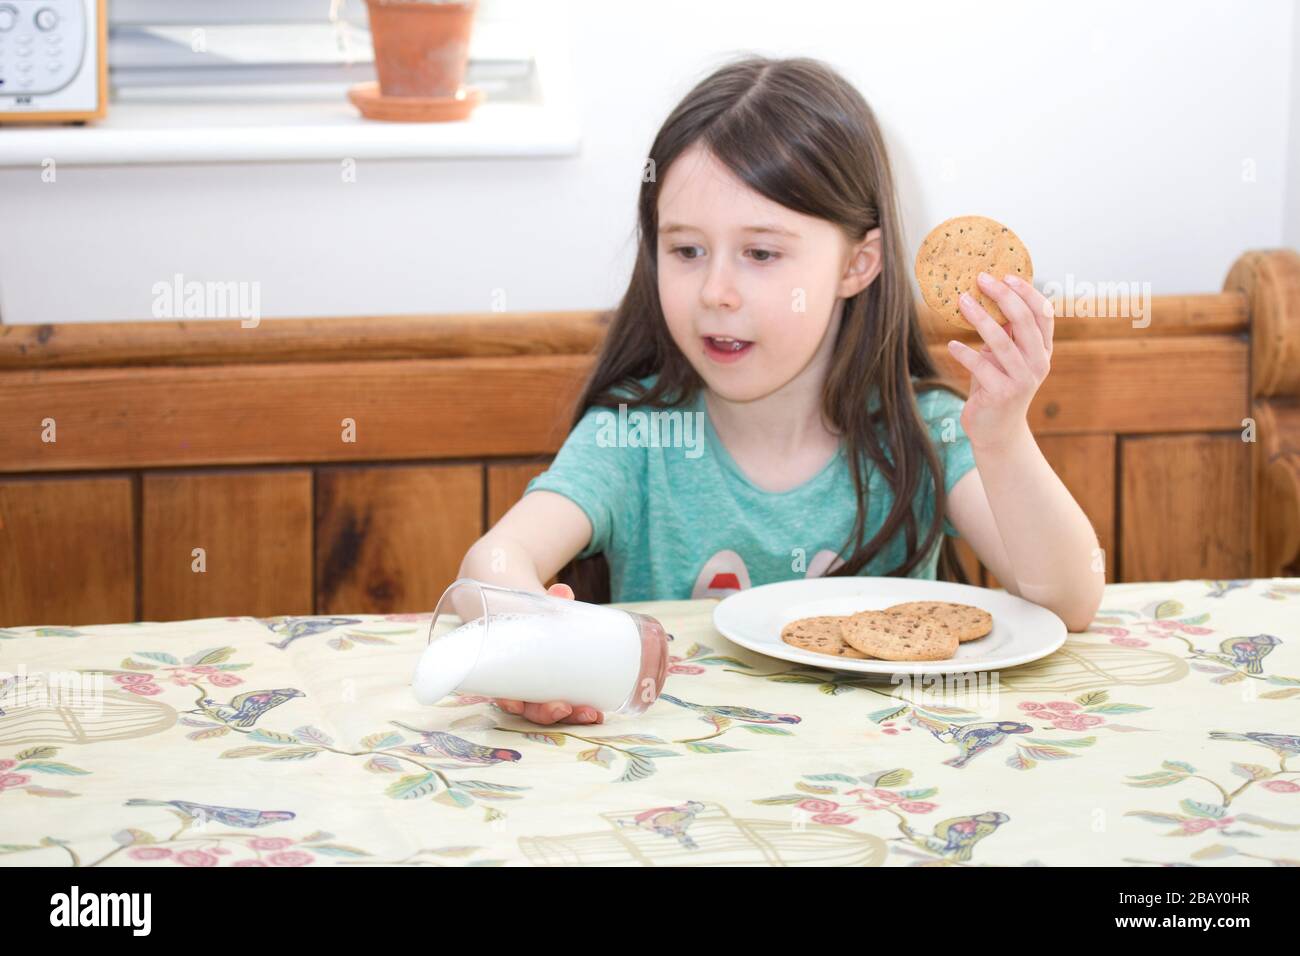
[945,270,1106,632]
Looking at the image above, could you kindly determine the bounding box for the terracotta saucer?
[347,82,485,122]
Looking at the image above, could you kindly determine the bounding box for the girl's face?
[656,143,881,403]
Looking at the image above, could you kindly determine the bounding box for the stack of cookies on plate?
[779,601,992,662]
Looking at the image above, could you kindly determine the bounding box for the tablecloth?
[2,577,1298,867]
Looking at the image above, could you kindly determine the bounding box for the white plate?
[712,577,1067,675]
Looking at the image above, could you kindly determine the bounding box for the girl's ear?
[839,227,883,298]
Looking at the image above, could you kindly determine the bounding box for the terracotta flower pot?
[364,0,478,98]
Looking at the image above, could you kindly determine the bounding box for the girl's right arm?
[456,490,605,726]
[459,489,593,592]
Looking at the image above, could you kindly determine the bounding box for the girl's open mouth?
[702,335,754,363]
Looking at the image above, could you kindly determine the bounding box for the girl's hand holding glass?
[491,582,605,726]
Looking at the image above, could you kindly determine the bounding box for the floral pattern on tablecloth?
[1,578,1297,866]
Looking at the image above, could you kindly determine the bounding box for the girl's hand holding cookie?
[947,271,1055,450]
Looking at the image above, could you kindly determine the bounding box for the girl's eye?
[667,246,780,263]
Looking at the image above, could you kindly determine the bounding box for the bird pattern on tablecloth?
[617,800,706,849]
[3,575,1295,867]
[932,721,1033,768]
[258,616,364,650]
[389,721,521,765]
[1204,580,1251,599]
[125,799,294,828]
[1209,731,1300,757]
[198,688,305,728]
[657,693,800,724]
[918,812,1011,862]
[1208,635,1281,675]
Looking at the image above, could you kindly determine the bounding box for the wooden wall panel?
[315,465,483,615]
[0,342,1246,475]
[1040,434,1117,582]
[0,357,590,473]
[0,311,613,369]
[142,470,313,621]
[0,477,135,626]
[0,294,1245,369]
[1121,434,1251,581]
[487,460,556,588]
[1251,400,1300,576]
[487,460,551,526]
[928,336,1247,435]
[0,252,1292,625]
[981,434,1117,590]
[952,536,986,587]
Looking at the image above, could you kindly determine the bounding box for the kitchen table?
[2,577,1298,867]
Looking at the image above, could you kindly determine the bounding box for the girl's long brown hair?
[556,54,971,603]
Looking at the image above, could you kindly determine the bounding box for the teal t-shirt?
[525,375,977,602]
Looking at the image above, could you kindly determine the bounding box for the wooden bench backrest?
[1,249,1297,625]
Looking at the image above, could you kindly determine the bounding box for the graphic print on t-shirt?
[804,548,845,578]
[689,547,846,599]
[690,550,752,599]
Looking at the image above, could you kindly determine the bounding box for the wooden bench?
[1,248,1297,625]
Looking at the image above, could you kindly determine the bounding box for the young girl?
[460,55,1104,726]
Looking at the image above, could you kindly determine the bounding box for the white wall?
[0,0,1296,325]
[1286,0,1300,251]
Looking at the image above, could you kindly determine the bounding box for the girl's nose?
[700,262,740,311]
